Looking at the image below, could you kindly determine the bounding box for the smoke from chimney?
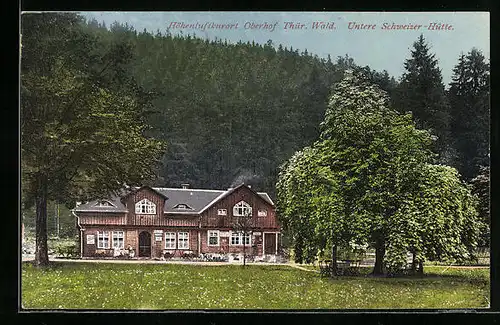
[230,168,262,187]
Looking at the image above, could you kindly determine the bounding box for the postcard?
[20,11,490,311]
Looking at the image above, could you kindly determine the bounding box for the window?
[208,230,219,246]
[135,199,156,214]
[230,232,251,246]
[112,231,124,249]
[178,232,189,249]
[233,201,252,217]
[97,231,110,248]
[243,233,251,245]
[258,210,267,217]
[95,200,115,207]
[230,232,241,245]
[173,203,193,210]
[165,232,176,249]
[217,209,227,216]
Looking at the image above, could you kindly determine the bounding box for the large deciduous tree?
[276,148,321,264]
[320,71,434,275]
[386,164,480,275]
[278,71,431,274]
[277,70,480,276]
[276,143,361,271]
[21,13,165,266]
[471,165,490,247]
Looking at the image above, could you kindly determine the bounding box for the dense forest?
[22,14,489,246]
[82,19,402,197]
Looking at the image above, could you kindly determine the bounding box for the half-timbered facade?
[73,184,281,259]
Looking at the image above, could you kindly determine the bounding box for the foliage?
[278,70,481,276]
[393,34,452,164]
[324,72,435,275]
[21,262,489,309]
[75,19,405,198]
[21,15,489,270]
[54,241,79,258]
[470,166,490,247]
[23,201,77,238]
[336,244,367,261]
[381,163,480,275]
[448,48,490,180]
[21,13,165,266]
[276,143,357,265]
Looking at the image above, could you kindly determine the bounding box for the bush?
[54,241,78,258]
[279,247,291,261]
[337,245,366,261]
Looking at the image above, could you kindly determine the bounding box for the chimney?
[181,183,189,189]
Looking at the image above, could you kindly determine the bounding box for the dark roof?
[257,192,274,206]
[121,185,168,200]
[73,197,128,213]
[73,184,274,214]
[156,188,225,214]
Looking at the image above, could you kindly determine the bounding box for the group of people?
[112,245,135,258]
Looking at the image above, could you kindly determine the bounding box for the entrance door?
[220,237,229,254]
[264,233,276,255]
[138,231,151,257]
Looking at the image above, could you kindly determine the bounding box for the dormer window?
[233,201,252,217]
[94,200,115,208]
[173,203,193,210]
[135,198,156,214]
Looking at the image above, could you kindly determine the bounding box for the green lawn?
[21,262,489,309]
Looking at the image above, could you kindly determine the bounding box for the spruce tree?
[448,48,490,180]
[394,35,451,164]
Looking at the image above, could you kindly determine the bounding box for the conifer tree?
[448,48,490,180]
[394,35,451,163]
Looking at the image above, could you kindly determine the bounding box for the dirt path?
[428,265,489,269]
[21,256,489,270]
[288,264,320,273]
[21,256,291,266]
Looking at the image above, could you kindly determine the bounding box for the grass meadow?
[21,261,489,309]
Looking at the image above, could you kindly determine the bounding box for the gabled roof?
[198,183,275,214]
[73,184,274,214]
[121,185,168,200]
[257,192,275,206]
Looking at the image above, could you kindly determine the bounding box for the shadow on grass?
[315,268,489,287]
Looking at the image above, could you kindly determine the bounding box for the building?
[72,183,281,259]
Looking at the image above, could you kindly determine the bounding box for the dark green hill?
[82,19,397,197]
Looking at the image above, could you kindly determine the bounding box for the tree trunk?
[417,260,424,276]
[294,236,303,263]
[331,244,338,276]
[372,239,385,276]
[243,235,246,266]
[411,249,417,275]
[34,178,49,267]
